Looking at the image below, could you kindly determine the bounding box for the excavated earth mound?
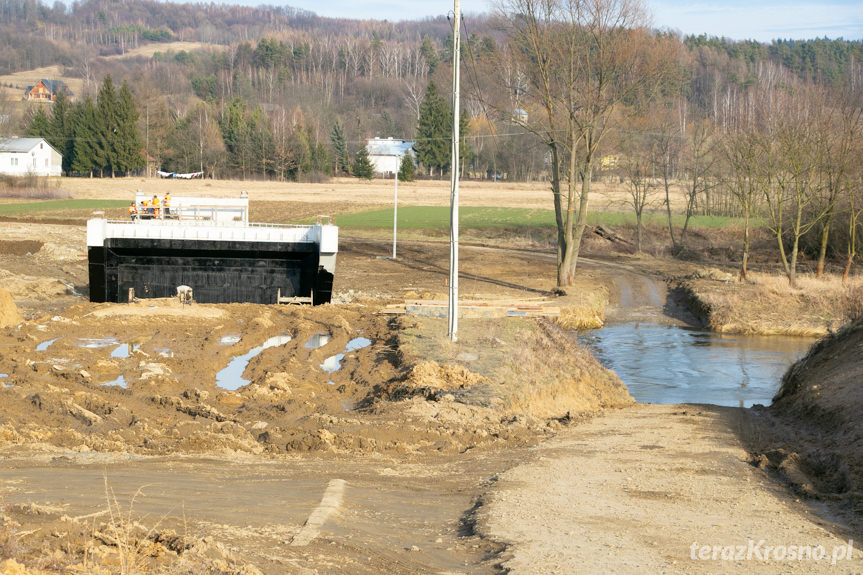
[0,288,21,329]
[749,319,863,524]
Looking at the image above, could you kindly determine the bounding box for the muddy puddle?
[36,337,59,351]
[304,332,331,349]
[320,336,372,377]
[215,334,293,390]
[579,322,814,407]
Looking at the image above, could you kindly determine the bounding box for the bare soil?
[1,184,861,574]
[748,319,863,520]
[0,217,631,573]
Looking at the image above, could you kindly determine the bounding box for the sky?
[243,0,863,43]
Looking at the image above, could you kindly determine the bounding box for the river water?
[579,322,815,407]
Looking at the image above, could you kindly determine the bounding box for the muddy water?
[580,323,814,407]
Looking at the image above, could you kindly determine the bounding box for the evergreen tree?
[352,146,374,180]
[96,75,118,176]
[398,154,414,182]
[307,126,331,176]
[420,35,439,73]
[114,81,145,175]
[249,106,275,176]
[414,82,450,177]
[26,108,51,138]
[48,90,74,174]
[330,122,349,175]
[459,108,473,169]
[220,97,254,178]
[71,95,99,177]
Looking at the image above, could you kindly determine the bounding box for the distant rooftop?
[0,137,49,153]
[366,137,415,156]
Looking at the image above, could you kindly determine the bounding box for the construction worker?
[163,192,171,218]
[128,201,138,221]
[141,198,152,219]
[151,194,161,218]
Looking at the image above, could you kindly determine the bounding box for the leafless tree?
[675,117,718,252]
[619,129,658,253]
[762,76,829,287]
[495,0,678,286]
[813,84,863,276]
[721,86,765,280]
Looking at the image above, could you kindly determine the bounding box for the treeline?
[6,0,862,280]
[27,75,144,177]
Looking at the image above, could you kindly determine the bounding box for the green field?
[0,199,129,215]
[334,206,741,230]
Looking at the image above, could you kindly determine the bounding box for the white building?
[0,138,62,177]
[366,137,415,176]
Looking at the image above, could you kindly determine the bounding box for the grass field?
[334,206,742,230]
[0,199,743,230]
[0,199,129,216]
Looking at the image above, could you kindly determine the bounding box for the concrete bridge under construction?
[87,194,337,305]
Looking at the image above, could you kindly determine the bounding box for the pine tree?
[114,81,145,176]
[48,90,74,174]
[220,97,254,178]
[26,108,51,138]
[96,75,118,176]
[330,122,349,175]
[420,35,439,73]
[414,82,450,177]
[71,95,99,177]
[459,109,473,169]
[398,154,414,182]
[352,146,374,180]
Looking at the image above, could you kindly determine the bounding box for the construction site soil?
[0,210,861,574]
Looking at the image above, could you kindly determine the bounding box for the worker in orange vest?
[163,192,171,218]
[128,202,137,220]
[150,195,161,218]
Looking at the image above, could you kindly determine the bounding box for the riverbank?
[747,318,863,523]
[674,270,863,336]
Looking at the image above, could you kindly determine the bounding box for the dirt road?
[1,211,860,574]
[478,403,860,574]
[1,450,523,574]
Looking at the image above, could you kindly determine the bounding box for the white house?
[0,138,62,177]
[366,137,415,176]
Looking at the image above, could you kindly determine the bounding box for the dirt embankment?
[745,319,863,526]
[671,271,863,336]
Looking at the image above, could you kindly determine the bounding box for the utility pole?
[392,155,400,259]
[447,0,461,342]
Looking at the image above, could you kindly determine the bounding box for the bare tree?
[814,84,863,276]
[495,0,677,286]
[763,78,829,287]
[675,117,718,252]
[722,88,764,280]
[620,130,658,252]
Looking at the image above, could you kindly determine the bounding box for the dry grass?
[693,271,863,336]
[0,66,82,99]
[398,316,632,419]
[498,320,632,418]
[556,287,608,330]
[0,176,70,200]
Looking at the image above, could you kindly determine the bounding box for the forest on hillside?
[2,0,862,283]
[0,0,859,180]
